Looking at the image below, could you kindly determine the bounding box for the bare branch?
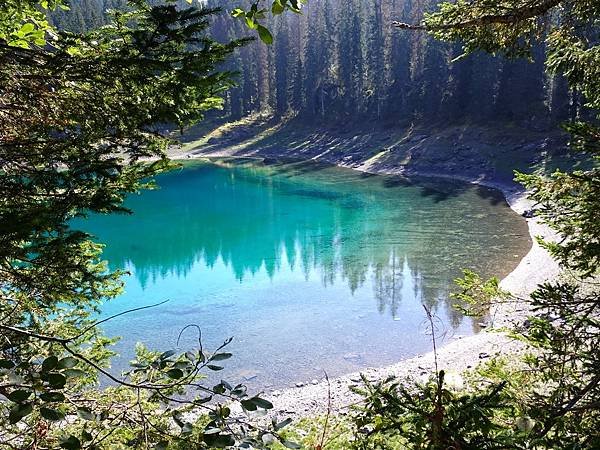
[72,300,170,340]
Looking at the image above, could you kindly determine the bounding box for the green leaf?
[272,0,285,15]
[240,399,258,412]
[63,369,86,378]
[57,357,78,369]
[40,392,66,402]
[0,359,15,369]
[257,24,273,45]
[42,355,59,372]
[46,372,67,388]
[40,407,65,421]
[251,396,273,409]
[207,364,224,371]
[7,390,31,403]
[221,406,231,418]
[203,433,235,448]
[166,368,184,379]
[171,413,184,429]
[231,386,246,397]
[274,418,293,430]
[81,430,93,442]
[18,23,35,36]
[160,350,176,360]
[77,407,96,421]
[9,402,32,424]
[60,436,82,450]
[194,395,212,405]
[245,16,257,30]
[210,352,232,361]
[282,440,302,449]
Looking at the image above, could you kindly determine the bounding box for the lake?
[78,158,530,389]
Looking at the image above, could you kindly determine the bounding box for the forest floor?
[174,115,564,419]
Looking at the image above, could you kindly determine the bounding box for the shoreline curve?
[178,149,559,419]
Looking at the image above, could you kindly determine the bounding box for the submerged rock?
[522,209,536,218]
[343,352,361,361]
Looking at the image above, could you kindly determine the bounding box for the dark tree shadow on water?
[267,159,510,207]
[416,182,506,205]
[377,175,510,206]
[206,142,511,207]
[359,171,379,180]
[474,185,504,206]
[381,175,412,189]
[259,158,332,178]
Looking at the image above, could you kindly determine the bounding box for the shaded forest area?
[51,0,579,130]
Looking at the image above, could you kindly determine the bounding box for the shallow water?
[77,159,530,389]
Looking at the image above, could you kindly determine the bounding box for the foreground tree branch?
[393,0,562,31]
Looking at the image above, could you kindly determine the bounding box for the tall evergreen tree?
[47,0,573,126]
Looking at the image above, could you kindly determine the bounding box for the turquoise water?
[79,159,530,389]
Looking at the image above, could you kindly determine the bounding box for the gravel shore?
[260,184,557,420]
[255,170,558,420]
[178,142,560,420]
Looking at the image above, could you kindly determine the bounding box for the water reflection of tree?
[373,252,467,329]
[374,249,402,318]
[78,161,529,323]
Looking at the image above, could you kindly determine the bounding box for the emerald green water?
[80,159,530,389]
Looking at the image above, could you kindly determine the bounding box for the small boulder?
[522,209,536,218]
[343,352,361,361]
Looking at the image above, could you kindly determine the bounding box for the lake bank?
[174,123,560,418]
[91,160,529,389]
[179,156,558,418]
[261,183,558,420]
[173,119,560,417]
[176,116,571,189]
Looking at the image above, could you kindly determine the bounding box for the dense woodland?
[51,0,577,129]
[2,0,600,448]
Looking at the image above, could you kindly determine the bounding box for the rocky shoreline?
[175,127,560,419]
[260,181,558,420]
